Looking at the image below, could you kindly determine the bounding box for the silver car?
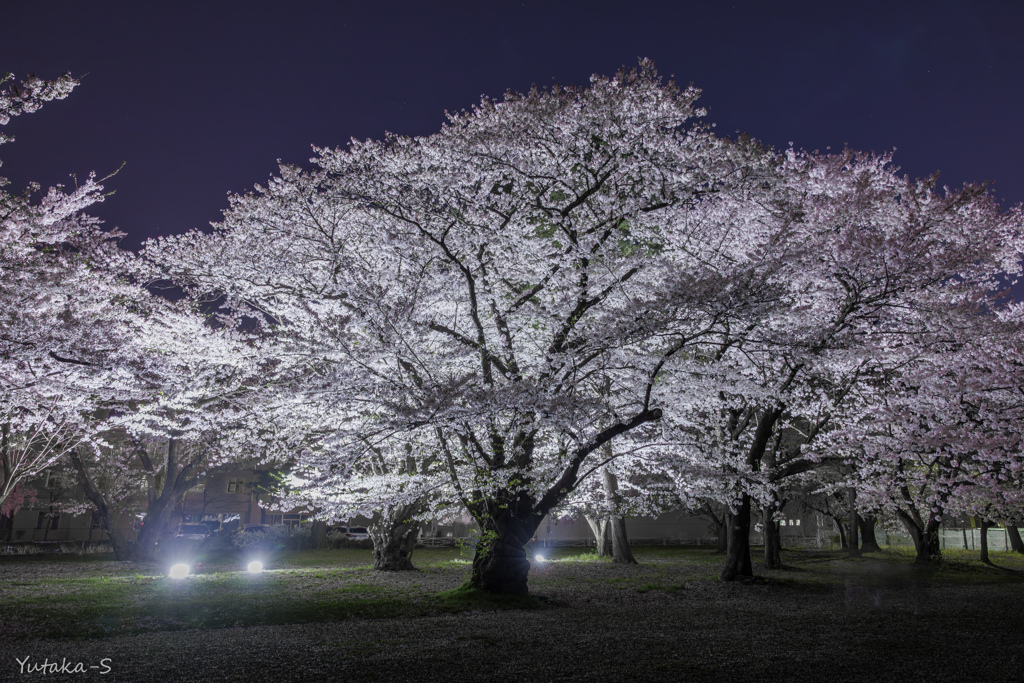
[174,523,212,541]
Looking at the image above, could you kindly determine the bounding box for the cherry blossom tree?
[66,300,287,562]
[140,60,1022,591]
[691,149,1024,580]
[142,62,793,593]
[0,71,123,512]
[847,304,1024,564]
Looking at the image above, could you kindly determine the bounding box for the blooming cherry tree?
[0,71,124,512]
[141,62,1023,590]
[143,62,792,593]
[847,304,1024,563]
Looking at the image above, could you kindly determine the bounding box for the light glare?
[169,563,190,579]
[247,560,263,573]
[534,554,545,563]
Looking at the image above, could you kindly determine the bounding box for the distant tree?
[698,149,1023,579]
[848,307,1024,564]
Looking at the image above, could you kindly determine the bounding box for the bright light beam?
[168,563,190,579]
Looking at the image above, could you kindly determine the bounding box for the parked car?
[173,524,212,541]
[344,526,370,541]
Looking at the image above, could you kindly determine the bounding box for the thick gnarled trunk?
[368,504,421,571]
[469,513,539,595]
[857,513,881,553]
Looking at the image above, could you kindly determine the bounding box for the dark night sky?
[2,1,1022,250]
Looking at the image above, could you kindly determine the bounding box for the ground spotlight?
[534,554,545,563]
[168,563,190,579]
[247,560,264,573]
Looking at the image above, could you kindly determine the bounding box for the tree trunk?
[368,504,421,571]
[70,450,134,561]
[977,517,992,564]
[721,494,753,581]
[763,505,782,570]
[847,487,860,557]
[130,505,175,562]
[831,515,848,549]
[585,516,612,557]
[721,407,779,582]
[1005,522,1024,554]
[698,502,728,553]
[602,468,636,565]
[716,516,729,554]
[106,529,134,562]
[857,513,882,553]
[310,520,329,550]
[609,515,637,564]
[897,511,941,565]
[469,513,539,594]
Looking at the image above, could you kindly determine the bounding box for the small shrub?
[326,528,346,548]
[454,529,483,556]
[290,524,312,551]
[233,525,291,551]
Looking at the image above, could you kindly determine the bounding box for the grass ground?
[1,545,1023,681]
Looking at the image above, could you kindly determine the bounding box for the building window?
[226,479,246,494]
[283,513,309,529]
[36,512,59,530]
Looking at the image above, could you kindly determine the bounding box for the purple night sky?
[3,1,1022,252]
